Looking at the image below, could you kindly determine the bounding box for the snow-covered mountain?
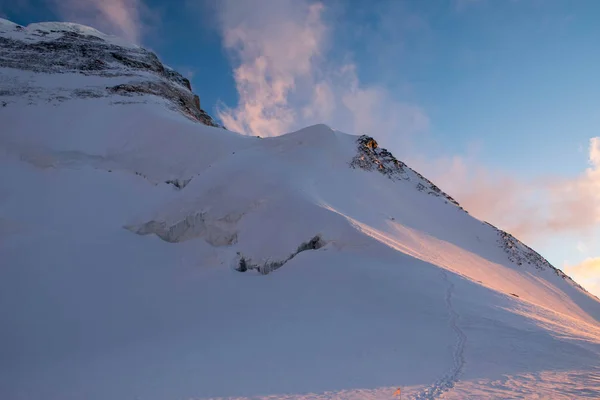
[1,19,599,400]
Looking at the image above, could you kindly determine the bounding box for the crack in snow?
[413,271,466,400]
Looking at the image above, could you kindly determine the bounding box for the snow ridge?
[492,224,588,291]
[349,135,462,208]
[349,134,585,292]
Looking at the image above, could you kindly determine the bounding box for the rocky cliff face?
[0,18,220,127]
[349,134,585,285]
[493,225,584,288]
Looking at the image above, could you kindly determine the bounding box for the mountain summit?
[1,19,599,400]
[0,18,219,126]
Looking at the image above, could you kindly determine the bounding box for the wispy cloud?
[50,0,147,43]
[400,136,600,297]
[214,0,326,137]
[212,0,428,144]
[421,137,600,243]
[209,0,599,297]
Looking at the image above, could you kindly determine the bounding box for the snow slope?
[1,19,600,400]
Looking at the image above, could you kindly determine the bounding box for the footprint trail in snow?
[413,271,467,400]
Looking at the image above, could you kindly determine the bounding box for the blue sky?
[1,0,599,294]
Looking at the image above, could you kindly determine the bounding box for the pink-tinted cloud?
[50,0,146,43]
[214,0,428,141]
[565,257,600,298]
[420,137,600,244]
[212,0,598,282]
[411,139,600,303]
[215,0,326,137]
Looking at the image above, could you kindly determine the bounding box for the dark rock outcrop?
[350,135,407,179]
[350,135,461,208]
[107,81,216,126]
[496,227,583,286]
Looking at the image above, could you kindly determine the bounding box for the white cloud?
[50,0,146,43]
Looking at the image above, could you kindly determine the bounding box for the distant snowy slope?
[1,18,599,400]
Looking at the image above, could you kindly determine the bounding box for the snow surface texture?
[1,19,600,400]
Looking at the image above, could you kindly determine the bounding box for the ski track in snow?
[412,271,467,400]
